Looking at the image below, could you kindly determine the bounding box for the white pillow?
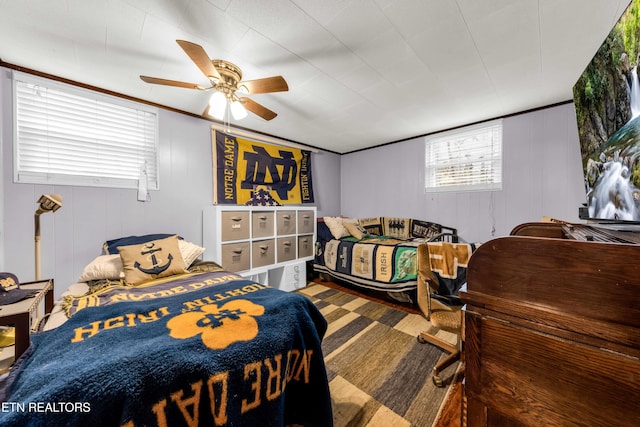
[78,255,124,282]
[324,216,356,239]
[178,239,205,266]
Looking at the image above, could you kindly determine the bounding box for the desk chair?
[416,242,473,387]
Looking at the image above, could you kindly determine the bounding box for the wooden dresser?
[460,222,640,426]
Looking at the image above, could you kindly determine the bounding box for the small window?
[13,71,159,190]
[425,120,502,192]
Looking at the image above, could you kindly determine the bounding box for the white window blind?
[13,71,159,190]
[425,120,502,192]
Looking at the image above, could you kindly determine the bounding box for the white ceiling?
[0,0,631,153]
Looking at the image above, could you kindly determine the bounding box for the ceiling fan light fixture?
[230,100,248,120]
[208,91,227,120]
[141,40,286,121]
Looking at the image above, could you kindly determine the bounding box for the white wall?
[0,67,341,299]
[1,65,587,297]
[340,103,586,243]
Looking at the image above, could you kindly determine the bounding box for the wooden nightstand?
[0,279,54,368]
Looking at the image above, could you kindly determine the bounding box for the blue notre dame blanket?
[0,271,332,426]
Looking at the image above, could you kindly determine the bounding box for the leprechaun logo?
[167,299,265,350]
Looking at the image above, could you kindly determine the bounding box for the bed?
[0,234,332,427]
[313,216,458,299]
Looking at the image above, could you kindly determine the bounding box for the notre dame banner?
[213,130,314,205]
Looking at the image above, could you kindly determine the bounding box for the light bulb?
[230,100,248,120]
[208,91,227,120]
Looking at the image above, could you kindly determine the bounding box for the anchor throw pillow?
[117,235,188,286]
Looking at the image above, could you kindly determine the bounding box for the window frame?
[12,71,159,190]
[424,119,503,193]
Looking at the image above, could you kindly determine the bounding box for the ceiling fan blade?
[176,40,222,82]
[240,97,278,121]
[240,76,288,94]
[140,75,204,89]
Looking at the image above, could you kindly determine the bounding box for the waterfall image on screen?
[573,0,640,222]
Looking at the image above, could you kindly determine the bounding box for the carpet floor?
[297,282,460,427]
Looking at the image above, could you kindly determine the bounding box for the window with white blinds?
[425,120,502,192]
[13,71,159,190]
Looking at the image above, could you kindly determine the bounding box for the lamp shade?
[230,100,248,120]
[208,91,227,120]
[36,194,63,215]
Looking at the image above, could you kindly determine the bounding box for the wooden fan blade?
[140,75,203,89]
[176,40,222,82]
[240,76,288,94]
[240,97,278,121]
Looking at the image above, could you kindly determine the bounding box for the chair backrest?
[416,241,476,316]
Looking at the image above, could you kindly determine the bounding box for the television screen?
[573,0,640,222]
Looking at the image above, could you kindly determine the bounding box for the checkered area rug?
[297,283,459,427]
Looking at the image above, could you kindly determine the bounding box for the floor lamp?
[34,194,62,281]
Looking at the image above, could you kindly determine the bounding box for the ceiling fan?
[140,40,288,121]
